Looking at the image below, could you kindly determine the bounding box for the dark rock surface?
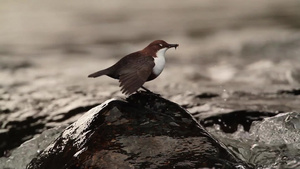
[27,92,251,169]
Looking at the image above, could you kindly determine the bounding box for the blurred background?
[1,0,300,95]
[1,0,300,165]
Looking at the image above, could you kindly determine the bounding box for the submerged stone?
[27,91,252,169]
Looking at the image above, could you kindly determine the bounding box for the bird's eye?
[159,44,163,47]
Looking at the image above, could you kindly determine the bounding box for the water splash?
[206,112,300,168]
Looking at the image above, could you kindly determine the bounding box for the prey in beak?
[168,44,179,49]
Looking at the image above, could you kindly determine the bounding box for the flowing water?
[207,112,300,168]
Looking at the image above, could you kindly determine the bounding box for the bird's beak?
[168,44,179,49]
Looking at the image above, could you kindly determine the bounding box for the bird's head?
[143,40,178,56]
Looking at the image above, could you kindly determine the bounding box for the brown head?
[142,40,178,56]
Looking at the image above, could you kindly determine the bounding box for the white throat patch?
[153,47,167,76]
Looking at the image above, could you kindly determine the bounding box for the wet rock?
[27,92,251,169]
[0,126,65,169]
[0,84,111,157]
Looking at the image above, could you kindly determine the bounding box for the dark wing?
[119,55,154,95]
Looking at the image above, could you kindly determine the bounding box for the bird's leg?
[141,86,152,93]
[140,86,161,96]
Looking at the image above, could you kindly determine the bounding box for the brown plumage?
[88,40,178,95]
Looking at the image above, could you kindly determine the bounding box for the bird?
[88,40,178,95]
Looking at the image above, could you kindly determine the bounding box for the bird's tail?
[88,69,109,78]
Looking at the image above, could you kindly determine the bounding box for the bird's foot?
[141,86,152,92]
[140,86,161,96]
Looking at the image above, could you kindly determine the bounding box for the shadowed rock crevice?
[200,110,276,133]
[278,88,300,95]
[26,92,253,169]
[196,92,219,99]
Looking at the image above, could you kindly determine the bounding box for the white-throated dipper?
[88,40,178,95]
